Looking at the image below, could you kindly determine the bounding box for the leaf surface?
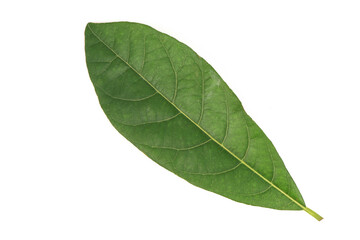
[85,22,321,220]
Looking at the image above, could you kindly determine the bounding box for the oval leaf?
[85,22,322,220]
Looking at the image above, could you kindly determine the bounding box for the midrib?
[87,24,322,221]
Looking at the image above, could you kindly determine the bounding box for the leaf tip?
[86,22,95,28]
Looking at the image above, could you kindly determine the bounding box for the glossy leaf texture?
[85,22,321,219]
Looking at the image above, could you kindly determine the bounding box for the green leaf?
[85,22,322,220]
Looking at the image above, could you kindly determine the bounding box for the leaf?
[85,22,322,220]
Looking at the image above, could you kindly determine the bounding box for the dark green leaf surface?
[85,22,321,220]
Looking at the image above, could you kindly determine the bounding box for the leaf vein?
[110,112,180,126]
[95,84,157,102]
[159,37,178,102]
[139,138,212,151]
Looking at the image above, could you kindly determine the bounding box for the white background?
[1,0,359,239]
